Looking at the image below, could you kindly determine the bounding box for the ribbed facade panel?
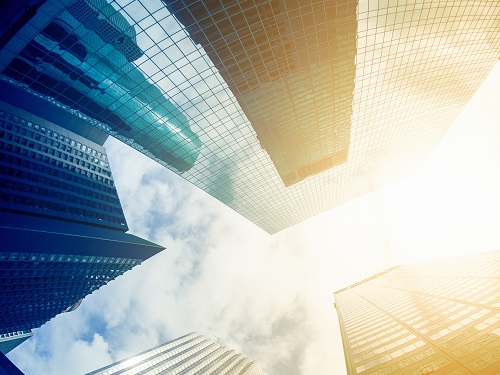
[86,332,266,375]
[0,87,164,336]
[0,100,127,230]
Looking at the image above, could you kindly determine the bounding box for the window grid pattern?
[334,251,500,374]
[164,0,357,187]
[0,0,498,233]
[0,251,140,333]
[86,332,266,375]
[0,104,128,230]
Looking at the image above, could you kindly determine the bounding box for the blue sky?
[6,62,500,374]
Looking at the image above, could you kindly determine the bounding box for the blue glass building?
[0,100,127,230]
[86,332,266,375]
[0,98,164,337]
[0,351,25,375]
[0,0,201,173]
[0,331,33,355]
[162,0,356,187]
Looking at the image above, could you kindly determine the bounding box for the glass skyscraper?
[86,332,266,375]
[334,251,500,375]
[163,0,357,187]
[0,100,127,230]
[0,351,24,375]
[0,330,33,355]
[0,98,164,337]
[0,0,498,233]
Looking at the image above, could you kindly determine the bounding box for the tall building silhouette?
[86,332,266,375]
[0,330,33,355]
[0,351,25,375]
[334,251,500,375]
[0,99,164,337]
[1,0,498,234]
[0,0,201,173]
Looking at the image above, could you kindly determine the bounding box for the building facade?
[1,1,499,233]
[0,100,127,230]
[0,330,33,355]
[0,0,201,173]
[0,99,164,336]
[0,351,25,375]
[334,251,500,375]
[163,0,357,187]
[86,332,266,375]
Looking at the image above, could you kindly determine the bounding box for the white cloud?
[7,315,113,375]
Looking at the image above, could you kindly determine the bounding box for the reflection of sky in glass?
[0,0,202,172]
[2,0,499,233]
[114,0,500,233]
[162,0,356,187]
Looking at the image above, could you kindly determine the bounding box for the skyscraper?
[334,251,500,375]
[0,99,127,230]
[0,0,202,173]
[0,98,164,337]
[163,0,357,187]
[86,332,266,375]
[0,330,33,355]
[1,1,498,233]
[0,351,25,375]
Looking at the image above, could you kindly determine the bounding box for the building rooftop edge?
[333,266,400,295]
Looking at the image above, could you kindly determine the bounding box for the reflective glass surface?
[0,1,498,233]
[0,330,33,355]
[0,101,127,230]
[334,251,500,375]
[86,332,266,375]
[164,0,357,187]
[0,249,139,333]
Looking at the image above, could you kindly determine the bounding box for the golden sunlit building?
[334,251,500,375]
[163,0,357,187]
[1,1,499,233]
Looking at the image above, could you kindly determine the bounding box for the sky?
[6,61,500,375]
